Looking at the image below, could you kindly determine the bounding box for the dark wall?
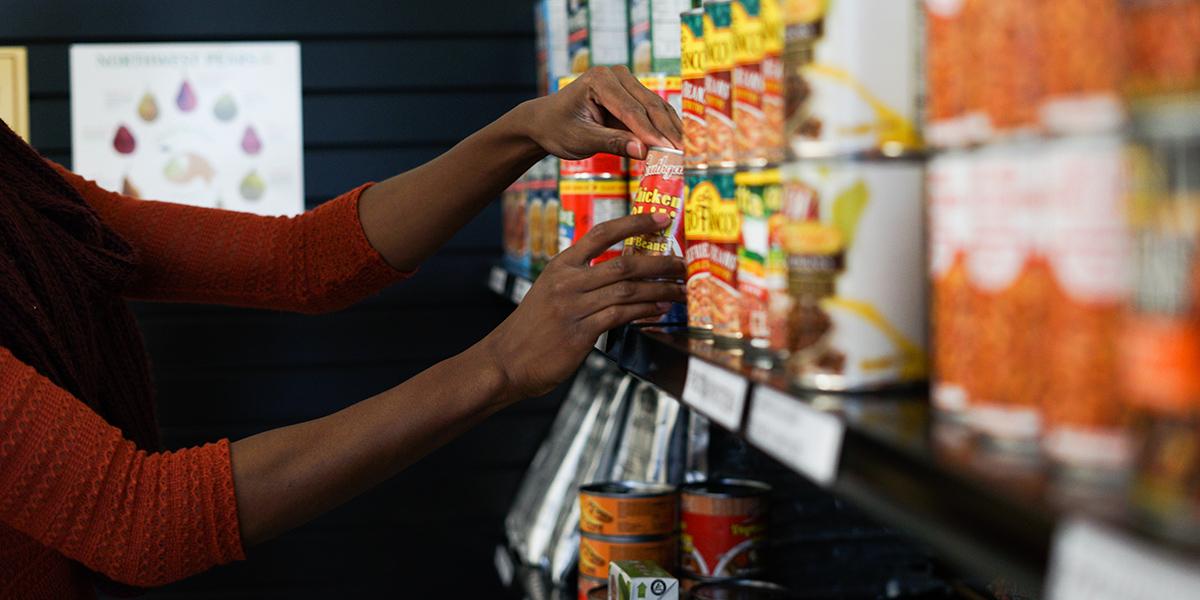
[1,2,551,597]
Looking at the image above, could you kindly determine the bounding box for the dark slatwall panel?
[2,2,544,597]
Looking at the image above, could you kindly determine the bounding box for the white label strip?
[1046,518,1200,600]
[681,357,748,431]
[493,544,514,587]
[747,386,845,487]
[488,266,507,296]
[510,278,532,304]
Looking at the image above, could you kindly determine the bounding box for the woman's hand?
[522,66,685,161]
[479,212,686,399]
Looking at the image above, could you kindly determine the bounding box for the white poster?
[70,42,304,216]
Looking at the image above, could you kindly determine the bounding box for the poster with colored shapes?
[69,42,304,216]
[0,47,29,141]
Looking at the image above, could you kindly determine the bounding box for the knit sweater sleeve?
[0,347,245,587]
[49,163,412,314]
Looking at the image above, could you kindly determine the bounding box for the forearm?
[229,342,515,545]
[358,100,546,272]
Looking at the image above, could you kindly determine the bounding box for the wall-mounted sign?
[0,47,30,141]
[70,42,304,216]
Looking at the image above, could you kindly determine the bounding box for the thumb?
[577,124,647,160]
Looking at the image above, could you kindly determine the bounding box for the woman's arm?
[358,66,683,271]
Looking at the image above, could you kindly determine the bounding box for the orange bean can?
[578,533,679,579]
[732,0,767,166]
[686,168,742,342]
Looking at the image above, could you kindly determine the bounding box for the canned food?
[782,159,927,391]
[686,168,742,342]
[784,0,922,158]
[690,579,795,600]
[626,147,686,257]
[1041,135,1132,473]
[735,166,786,362]
[928,152,972,418]
[680,479,769,578]
[580,481,679,537]
[704,0,737,167]
[630,0,691,74]
[503,177,530,275]
[528,186,545,276]
[732,0,767,166]
[537,159,562,277]
[682,8,708,169]
[1124,0,1200,98]
[560,177,630,264]
[570,0,631,73]
[760,0,785,163]
[579,575,607,600]
[535,0,570,97]
[578,533,679,579]
[1037,0,1125,135]
[970,0,1040,139]
[923,0,978,148]
[631,75,685,188]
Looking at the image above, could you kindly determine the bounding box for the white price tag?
[1046,518,1200,600]
[681,357,748,431]
[488,266,507,296]
[493,544,515,587]
[510,278,532,304]
[746,386,844,487]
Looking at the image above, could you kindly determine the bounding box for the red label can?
[559,177,629,265]
[625,146,686,257]
[562,153,627,178]
[680,479,770,578]
[682,8,708,169]
[704,0,737,167]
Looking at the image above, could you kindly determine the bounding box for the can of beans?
[559,177,629,265]
[682,8,708,169]
[686,167,742,344]
[1036,0,1124,136]
[1124,0,1200,99]
[733,0,767,166]
[704,0,737,167]
[579,575,607,600]
[928,152,972,419]
[626,147,686,257]
[784,0,922,158]
[736,166,786,363]
[630,75,685,191]
[760,0,785,164]
[580,481,679,537]
[782,159,927,391]
[578,533,679,579]
[680,479,770,578]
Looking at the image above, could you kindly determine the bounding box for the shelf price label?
[1046,518,1200,600]
[682,357,748,431]
[510,277,532,304]
[488,266,507,296]
[746,386,844,487]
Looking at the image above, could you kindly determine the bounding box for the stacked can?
[502,170,531,277]
[568,0,631,74]
[629,0,691,75]
[577,481,679,597]
[679,479,770,588]
[681,8,707,169]
[735,166,785,365]
[777,0,927,391]
[530,156,561,278]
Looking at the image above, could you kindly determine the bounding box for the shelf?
[488,264,1200,599]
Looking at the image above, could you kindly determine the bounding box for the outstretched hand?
[479,212,686,399]
[525,66,684,161]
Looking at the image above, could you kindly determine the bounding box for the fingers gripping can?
[625,146,688,325]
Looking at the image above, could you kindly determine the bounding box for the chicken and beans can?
[782,159,927,391]
[559,177,630,265]
[704,0,737,168]
[682,8,708,169]
[630,75,684,191]
[578,533,679,579]
[735,166,787,362]
[580,481,679,537]
[784,0,922,158]
[680,479,770,578]
[686,168,742,342]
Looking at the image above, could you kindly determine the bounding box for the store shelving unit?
[489,265,1200,599]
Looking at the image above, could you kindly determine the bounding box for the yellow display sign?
[0,47,29,141]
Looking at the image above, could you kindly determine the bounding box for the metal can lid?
[682,478,772,498]
[648,145,684,155]
[580,481,678,498]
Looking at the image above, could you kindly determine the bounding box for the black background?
[2,1,547,597]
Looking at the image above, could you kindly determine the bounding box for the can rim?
[681,478,772,497]
[647,145,684,155]
[581,481,678,498]
[690,579,792,599]
[580,531,679,543]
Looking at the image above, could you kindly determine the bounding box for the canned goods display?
[759,0,785,163]
[569,0,630,73]
[784,0,921,158]
[682,8,708,169]
[580,481,679,537]
[680,479,769,578]
[626,147,686,257]
[535,0,570,97]
[1124,0,1200,98]
[928,152,972,417]
[560,177,629,265]
[579,575,607,600]
[735,166,786,360]
[630,0,690,74]
[782,159,927,391]
[704,0,737,167]
[732,0,767,166]
[536,159,562,277]
[686,168,742,342]
[1037,0,1125,135]
[578,533,679,579]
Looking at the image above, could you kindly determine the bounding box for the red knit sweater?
[0,165,409,598]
